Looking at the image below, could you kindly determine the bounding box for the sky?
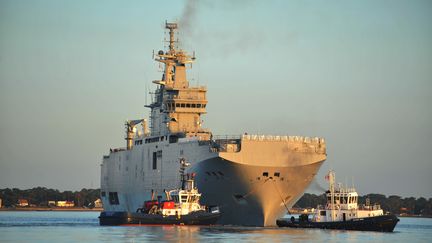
[0,0,431,198]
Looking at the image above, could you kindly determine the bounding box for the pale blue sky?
[0,0,431,197]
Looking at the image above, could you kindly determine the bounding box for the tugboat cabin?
[313,171,383,222]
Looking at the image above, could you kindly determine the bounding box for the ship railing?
[359,204,381,211]
[210,135,241,152]
[241,134,325,144]
[316,205,326,210]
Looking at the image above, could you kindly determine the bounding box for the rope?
[272,179,290,213]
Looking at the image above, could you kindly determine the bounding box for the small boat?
[276,170,399,232]
[99,159,220,226]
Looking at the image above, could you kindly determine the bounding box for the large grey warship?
[100,22,327,226]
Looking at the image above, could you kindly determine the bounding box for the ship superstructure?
[100,22,327,226]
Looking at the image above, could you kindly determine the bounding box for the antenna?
[144,82,148,107]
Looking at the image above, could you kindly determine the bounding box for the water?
[0,212,431,242]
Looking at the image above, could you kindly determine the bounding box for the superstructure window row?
[166,103,207,109]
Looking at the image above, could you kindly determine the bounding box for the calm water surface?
[0,211,431,242]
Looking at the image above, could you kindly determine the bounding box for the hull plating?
[192,157,324,226]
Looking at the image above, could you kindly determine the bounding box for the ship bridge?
[146,22,210,140]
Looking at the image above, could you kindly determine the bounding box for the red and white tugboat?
[277,170,399,232]
[99,159,220,226]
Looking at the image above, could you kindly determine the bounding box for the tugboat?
[99,159,220,226]
[276,170,399,232]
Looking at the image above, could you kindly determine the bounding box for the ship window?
[191,104,196,108]
[263,172,269,177]
[203,104,206,108]
[218,171,224,176]
[320,211,326,216]
[152,152,157,170]
[206,172,211,176]
[181,103,185,108]
[186,104,191,108]
[169,135,178,143]
[181,195,188,203]
[176,103,180,107]
[101,191,106,197]
[212,172,217,176]
[109,192,119,205]
[274,172,280,177]
[197,104,202,108]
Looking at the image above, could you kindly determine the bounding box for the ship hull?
[276,214,399,232]
[101,136,326,226]
[191,156,324,226]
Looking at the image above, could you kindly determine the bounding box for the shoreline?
[0,207,103,212]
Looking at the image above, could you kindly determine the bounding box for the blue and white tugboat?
[277,170,399,232]
[99,159,220,226]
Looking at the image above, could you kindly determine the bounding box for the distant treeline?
[0,187,100,208]
[294,193,432,216]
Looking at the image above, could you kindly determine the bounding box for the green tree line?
[0,187,100,208]
[294,193,432,216]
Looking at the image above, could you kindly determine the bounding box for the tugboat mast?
[328,170,336,221]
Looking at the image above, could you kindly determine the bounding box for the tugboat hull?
[99,211,220,226]
[276,214,399,232]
